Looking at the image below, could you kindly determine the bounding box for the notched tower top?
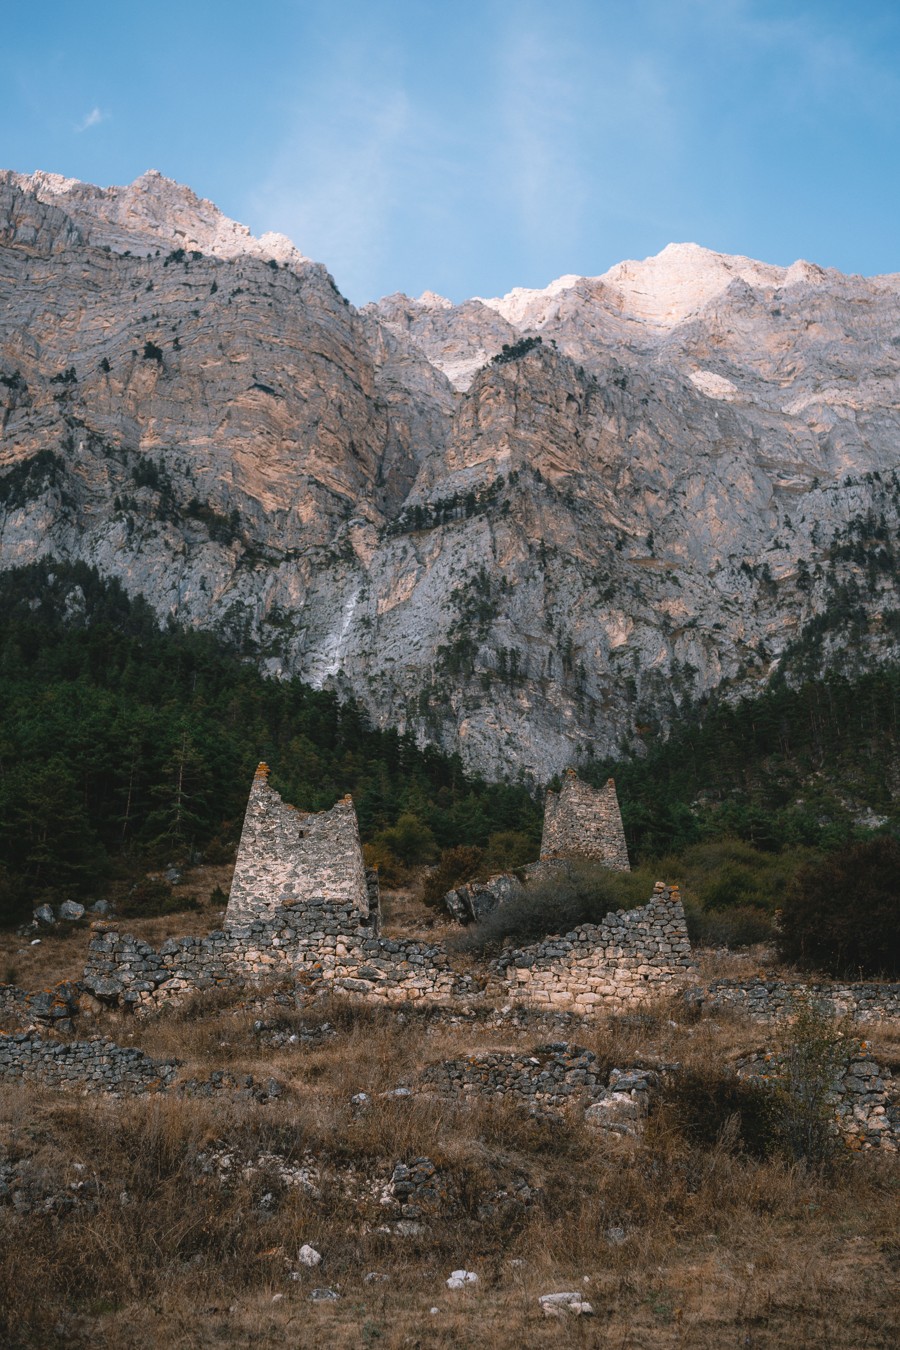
[225,764,372,927]
[540,769,630,871]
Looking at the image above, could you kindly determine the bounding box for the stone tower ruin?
[225,763,376,927]
[540,770,630,871]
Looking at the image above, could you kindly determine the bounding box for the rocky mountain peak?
[2,169,900,780]
[3,168,313,273]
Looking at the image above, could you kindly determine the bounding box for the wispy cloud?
[491,3,681,266]
[249,33,424,303]
[75,106,107,133]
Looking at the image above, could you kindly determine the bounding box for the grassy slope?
[1,914,898,1349]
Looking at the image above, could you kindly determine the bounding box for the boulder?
[539,1291,594,1317]
[443,872,525,925]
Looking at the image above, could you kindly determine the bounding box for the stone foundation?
[82,906,482,1011]
[701,979,900,1024]
[0,1033,178,1094]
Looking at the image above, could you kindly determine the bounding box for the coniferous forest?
[1,561,898,929]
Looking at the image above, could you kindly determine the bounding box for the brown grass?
[2,922,900,1347]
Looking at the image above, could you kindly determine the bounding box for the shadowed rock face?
[3,173,900,778]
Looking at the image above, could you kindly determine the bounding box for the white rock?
[298,1244,322,1267]
[446,1269,478,1289]
[539,1291,595,1317]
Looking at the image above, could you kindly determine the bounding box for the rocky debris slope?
[3,173,900,776]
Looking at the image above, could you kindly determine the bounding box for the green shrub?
[453,861,658,956]
[363,840,408,888]
[372,812,437,867]
[661,1066,774,1158]
[684,902,773,948]
[481,830,534,873]
[118,878,198,918]
[768,999,849,1168]
[422,845,484,906]
[776,835,900,976]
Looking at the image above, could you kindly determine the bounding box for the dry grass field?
[1,901,899,1349]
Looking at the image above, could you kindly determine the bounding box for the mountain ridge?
[2,170,899,779]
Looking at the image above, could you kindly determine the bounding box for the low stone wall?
[0,982,79,1033]
[737,1045,899,1152]
[494,883,693,1010]
[703,979,900,1024]
[82,884,694,1015]
[82,904,483,1011]
[0,1033,178,1094]
[419,1042,658,1135]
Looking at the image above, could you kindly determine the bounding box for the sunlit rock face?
[3,173,900,779]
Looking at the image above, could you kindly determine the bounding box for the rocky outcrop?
[3,172,900,778]
[442,872,525,925]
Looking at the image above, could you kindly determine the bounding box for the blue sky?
[4,1,900,305]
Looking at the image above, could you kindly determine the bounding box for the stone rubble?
[539,1291,595,1317]
[419,1041,658,1136]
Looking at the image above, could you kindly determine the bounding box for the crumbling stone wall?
[540,770,630,870]
[420,1045,658,1137]
[82,884,694,1015]
[225,764,373,928]
[0,1033,178,1093]
[79,769,691,1014]
[494,883,693,1010]
[737,1045,899,1152]
[82,910,482,1011]
[700,979,900,1024]
[0,982,79,1033]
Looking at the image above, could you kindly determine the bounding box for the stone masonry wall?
[737,1045,899,1152]
[494,883,693,1011]
[540,770,630,870]
[0,1033,178,1093]
[225,764,372,927]
[82,884,694,1015]
[82,906,481,1011]
[701,979,900,1024]
[79,768,690,1015]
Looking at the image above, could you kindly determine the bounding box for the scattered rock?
[298,1243,322,1267]
[446,1269,478,1289]
[59,900,85,921]
[539,1291,595,1317]
[33,905,54,925]
[308,1287,339,1302]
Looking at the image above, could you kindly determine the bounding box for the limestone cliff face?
[2,175,900,778]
